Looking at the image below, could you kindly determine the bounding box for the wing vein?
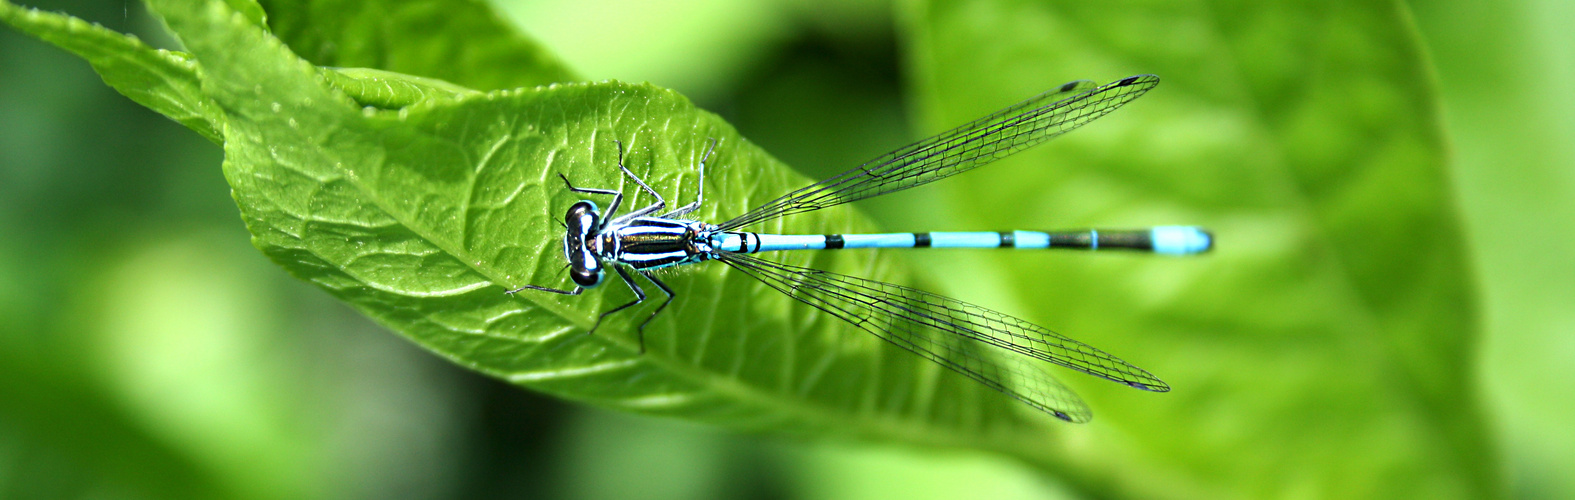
[716,251,1169,422]
[718,75,1158,230]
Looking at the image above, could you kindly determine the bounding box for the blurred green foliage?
[1,1,1570,500]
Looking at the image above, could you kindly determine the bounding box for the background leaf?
[258,0,579,89]
[900,0,1492,497]
[0,0,223,143]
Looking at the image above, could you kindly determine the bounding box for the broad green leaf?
[903,0,1494,498]
[0,1,469,140]
[319,67,481,109]
[141,0,1090,452]
[0,0,223,143]
[258,0,579,90]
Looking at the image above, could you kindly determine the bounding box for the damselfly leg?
[635,271,676,353]
[609,140,668,223]
[594,266,646,334]
[660,138,718,219]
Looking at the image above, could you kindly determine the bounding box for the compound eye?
[565,201,600,233]
[570,266,603,288]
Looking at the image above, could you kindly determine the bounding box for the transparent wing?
[718,75,1158,231]
[716,251,1168,423]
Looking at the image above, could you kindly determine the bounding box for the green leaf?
[257,0,579,90]
[904,0,1495,498]
[0,1,472,139]
[140,0,1083,452]
[0,0,224,143]
[319,67,481,109]
[222,0,267,28]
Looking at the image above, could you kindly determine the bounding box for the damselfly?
[510,75,1210,422]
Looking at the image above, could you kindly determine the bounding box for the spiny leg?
[506,260,582,295]
[557,173,624,220]
[591,266,646,338]
[661,138,719,219]
[506,284,584,295]
[635,271,676,354]
[609,139,668,223]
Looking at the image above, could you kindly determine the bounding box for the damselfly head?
[563,200,605,288]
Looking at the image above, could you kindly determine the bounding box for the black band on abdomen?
[1048,230,1152,250]
[823,234,845,249]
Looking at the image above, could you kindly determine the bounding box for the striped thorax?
[600,217,717,271]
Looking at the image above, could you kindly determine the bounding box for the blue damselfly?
[511,75,1209,422]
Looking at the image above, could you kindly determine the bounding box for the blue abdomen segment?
[1149,226,1212,255]
[713,227,1211,255]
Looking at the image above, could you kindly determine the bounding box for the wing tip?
[1126,379,1172,392]
[1117,74,1161,86]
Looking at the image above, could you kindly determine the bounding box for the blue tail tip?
[1151,226,1212,255]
